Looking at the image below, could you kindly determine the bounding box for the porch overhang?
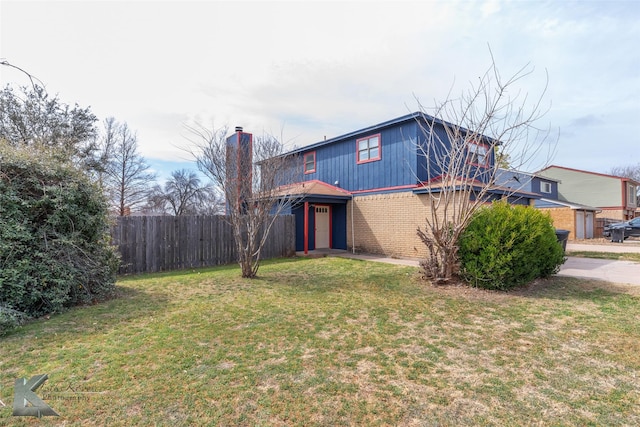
[276,179,353,204]
[276,180,352,255]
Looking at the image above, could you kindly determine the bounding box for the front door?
[315,205,330,249]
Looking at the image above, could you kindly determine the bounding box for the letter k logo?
[13,374,59,417]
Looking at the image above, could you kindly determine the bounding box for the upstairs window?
[540,181,552,194]
[356,134,381,164]
[468,142,489,166]
[303,151,316,174]
[628,183,637,207]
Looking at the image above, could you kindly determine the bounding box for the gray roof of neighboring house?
[495,168,561,183]
[538,165,640,187]
[535,198,601,212]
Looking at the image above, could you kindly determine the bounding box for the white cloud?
[2,0,639,176]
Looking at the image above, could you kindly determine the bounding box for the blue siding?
[293,202,347,251]
[421,124,451,182]
[308,208,316,250]
[532,177,559,199]
[332,204,347,249]
[293,204,315,251]
[293,205,305,251]
[417,122,496,184]
[302,121,419,192]
[482,193,533,206]
[289,112,501,194]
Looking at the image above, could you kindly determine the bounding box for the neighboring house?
[538,165,639,221]
[495,169,561,200]
[275,112,537,257]
[535,199,601,239]
[495,168,601,239]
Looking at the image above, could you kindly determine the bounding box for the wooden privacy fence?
[110,215,296,275]
[595,217,619,239]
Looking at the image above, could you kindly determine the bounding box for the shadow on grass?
[1,284,171,340]
[509,276,640,300]
[8,257,634,341]
[115,256,306,282]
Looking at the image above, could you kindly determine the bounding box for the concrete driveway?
[558,241,640,285]
[323,240,640,286]
[559,257,640,285]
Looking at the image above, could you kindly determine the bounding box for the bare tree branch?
[413,53,557,283]
[186,123,303,278]
[0,59,45,89]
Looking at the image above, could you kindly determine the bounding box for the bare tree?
[147,169,223,215]
[415,54,556,284]
[98,118,156,216]
[610,163,640,207]
[90,117,119,190]
[188,124,303,278]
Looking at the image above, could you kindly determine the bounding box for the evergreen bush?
[458,201,565,290]
[0,143,119,334]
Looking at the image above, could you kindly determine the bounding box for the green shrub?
[458,201,565,290]
[0,305,27,336]
[0,143,119,332]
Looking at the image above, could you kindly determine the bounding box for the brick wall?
[537,207,575,239]
[599,209,631,221]
[346,191,465,259]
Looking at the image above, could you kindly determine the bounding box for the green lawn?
[1,257,639,426]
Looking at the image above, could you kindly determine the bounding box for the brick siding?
[598,209,631,221]
[346,191,465,259]
[537,207,575,239]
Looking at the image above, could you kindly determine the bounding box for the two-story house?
[496,168,601,239]
[538,166,639,221]
[276,112,538,258]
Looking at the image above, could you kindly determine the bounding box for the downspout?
[351,197,355,254]
[304,201,309,254]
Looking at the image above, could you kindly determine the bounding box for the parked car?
[603,217,640,242]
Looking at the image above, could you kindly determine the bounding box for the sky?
[1,0,639,184]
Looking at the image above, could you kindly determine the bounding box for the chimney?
[226,126,253,215]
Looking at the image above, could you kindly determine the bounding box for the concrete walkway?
[300,242,640,286]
